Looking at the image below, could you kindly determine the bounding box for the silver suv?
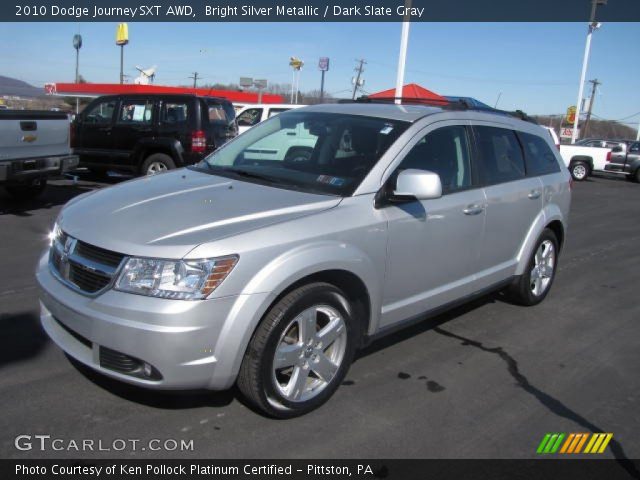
[37,102,571,417]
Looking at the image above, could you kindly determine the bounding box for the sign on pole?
[239,77,253,88]
[318,57,330,71]
[560,127,579,139]
[566,106,577,125]
[115,23,129,45]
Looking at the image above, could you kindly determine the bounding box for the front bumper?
[36,252,271,391]
[0,154,79,184]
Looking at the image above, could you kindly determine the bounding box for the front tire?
[570,161,588,181]
[237,282,358,418]
[506,229,559,306]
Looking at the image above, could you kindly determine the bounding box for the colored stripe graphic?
[541,433,614,454]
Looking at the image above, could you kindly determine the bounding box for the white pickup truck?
[559,143,611,181]
[0,110,78,199]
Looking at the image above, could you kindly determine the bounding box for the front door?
[381,124,486,328]
[77,97,118,165]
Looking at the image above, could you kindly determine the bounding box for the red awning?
[44,83,283,104]
[368,83,447,102]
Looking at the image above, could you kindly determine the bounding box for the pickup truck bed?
[0,110,78,199]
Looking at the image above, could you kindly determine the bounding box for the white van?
[236,104,304,134]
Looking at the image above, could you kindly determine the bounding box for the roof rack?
[340,96,538,125]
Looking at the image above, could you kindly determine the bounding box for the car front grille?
[50,232,126,295]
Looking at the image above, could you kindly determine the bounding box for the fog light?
[143,362,153,377]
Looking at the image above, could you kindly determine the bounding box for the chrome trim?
[49,233,126,297]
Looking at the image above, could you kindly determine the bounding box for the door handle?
[463,204,484,215]
[528,190,541,199]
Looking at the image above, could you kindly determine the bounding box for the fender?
[515,203,564,275]
[209,241,382,388]
[132,137,185,167]
[568,155,593,171]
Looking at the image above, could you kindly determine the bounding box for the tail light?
[191,130,206,154]
[606,151,612,162]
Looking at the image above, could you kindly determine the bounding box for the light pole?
[289,57,303,104]
[571,0,606,144]
[72,34,82,114]
[394,0,412,104]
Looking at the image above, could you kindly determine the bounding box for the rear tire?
[237,282,358,418]
[5,178,47,200]
[633,169,640,183]
[506,229,559,306]
[570,161,588,181]
[141,153,175,176]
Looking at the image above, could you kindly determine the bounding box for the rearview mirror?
[393,169,442,200]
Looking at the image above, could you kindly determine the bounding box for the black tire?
[237,282,358,418]
[506,228,559,306]
[633,168,640,184]
[88,167,109,179]
[141,153,176,176]
[570,161,589,181]
[5,178,47,200]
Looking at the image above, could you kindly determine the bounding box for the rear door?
[112,97,155,167]
[76,97,118,164]
[472,124,543,286]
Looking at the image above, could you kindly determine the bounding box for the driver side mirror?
[393,169,442,200]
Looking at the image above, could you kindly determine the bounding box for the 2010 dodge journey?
[37,101,571,417]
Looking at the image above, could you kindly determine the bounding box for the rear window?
[473,126,526,185]
[518,132,561,176]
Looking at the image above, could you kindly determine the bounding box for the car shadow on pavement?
[67,356,236,410]
[0,310,49,367]
[0,172,123,217]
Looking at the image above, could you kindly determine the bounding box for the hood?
[59,169,341,258]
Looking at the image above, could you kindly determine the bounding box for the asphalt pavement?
[0,172,639,461]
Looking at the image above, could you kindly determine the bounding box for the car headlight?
[48,221,62,246]
[115,255,238,300]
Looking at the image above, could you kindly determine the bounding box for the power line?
[582,78,601,138]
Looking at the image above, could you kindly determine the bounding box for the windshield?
[191,111,410,196]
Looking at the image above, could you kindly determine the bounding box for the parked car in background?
[72,94,237,176]
[575,138,628,149]
[38,102,570,417]
[236,104,303,134]
[559,143,612,181]
[0,110,78,199]
[604,140,640,182]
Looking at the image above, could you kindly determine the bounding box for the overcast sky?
[1,22,638,124]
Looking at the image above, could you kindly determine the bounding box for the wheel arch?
[515,205,566,275]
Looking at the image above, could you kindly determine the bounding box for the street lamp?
[72,34,82,113]
[571,0,607,144]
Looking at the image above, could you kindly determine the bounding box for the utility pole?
[351,59,366,100]
[571,0,606,144]
[189,72,199,88]
[582,78,601,138]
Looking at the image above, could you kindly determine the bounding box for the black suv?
[72,94,237,175]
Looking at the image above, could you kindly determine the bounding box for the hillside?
[0,75,42,97]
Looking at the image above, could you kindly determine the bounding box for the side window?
[83,99,116,124]
[161,102,188,124]
[398,125,473,193]
[473,126,525,185]
[237,108,263,127]
[118,100,153,124]
[519,132,561,176]
[630,143,640,153]
[208,104,228,123]
[268,108,291,118]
